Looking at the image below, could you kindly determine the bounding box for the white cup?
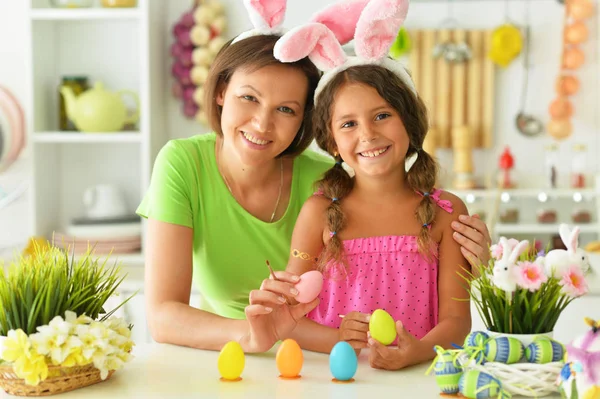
[82,184,128,220]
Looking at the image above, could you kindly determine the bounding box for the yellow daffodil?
[2,329,31,362]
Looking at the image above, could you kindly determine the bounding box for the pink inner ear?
[308,34,347,71]
[248,0,286,28]
[274,23,346,71]
[354,0,409,61]
[311,0,370,45]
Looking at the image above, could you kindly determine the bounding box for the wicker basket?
[458,353,563,397]
[0,363,115,397]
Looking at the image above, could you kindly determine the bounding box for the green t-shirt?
[136,133,333,319]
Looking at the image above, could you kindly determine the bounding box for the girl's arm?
[414,194,473,362]
[283,196,370,353]
[145,218,249,351]
[368,194,473,370]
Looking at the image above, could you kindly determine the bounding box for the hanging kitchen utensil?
[489,0,523,67]
[515,24,544,137]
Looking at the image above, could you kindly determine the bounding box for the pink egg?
[294,271,323,303]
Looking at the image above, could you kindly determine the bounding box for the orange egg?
[563,48,585,70]
[569,0,594,20]
[564,22,588,44]
[276,339,303,379]
[549,98,574,119]
[547,119,573,140]
[556,75,580,96]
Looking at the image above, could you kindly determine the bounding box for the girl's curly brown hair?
[313,65,439,269]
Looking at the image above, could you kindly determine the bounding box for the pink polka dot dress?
[306,189,453,340]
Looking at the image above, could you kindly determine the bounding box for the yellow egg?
[276,339,303,379]
[369,309,397,345]
[218,341,245,381]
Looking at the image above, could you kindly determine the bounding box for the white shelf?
[33,131,142,143]
[495,223,600,235]
[451,188,596,199]
[30,8,140,21]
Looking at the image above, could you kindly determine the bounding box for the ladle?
[515,20,544,136]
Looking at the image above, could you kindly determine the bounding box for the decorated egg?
[549,98,574,119]
[556,75,580,96]
[464,331,489,364]
[432,347,462,394]
[329,341,358,381]
[218,341,245,381]
[547,119,573,140]
[484,336,524,364]
[525,337,565,364]
[465,331,490,347]
[369,309,396,345]
[276,339,303,379]
[295,270,323,303]
[459,370,504,399]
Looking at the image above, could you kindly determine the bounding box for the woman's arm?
[145,218,248,351]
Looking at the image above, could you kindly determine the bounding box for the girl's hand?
[451,214,492,268]
[368,320,423,370]
[339,311,370,353]
[240,271,318,353]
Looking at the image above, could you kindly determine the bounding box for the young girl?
[252,0,473,369]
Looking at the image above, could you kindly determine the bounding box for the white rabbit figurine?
[492,237,530,293]
[542,224,591,278]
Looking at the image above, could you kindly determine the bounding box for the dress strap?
[417,189,453,214]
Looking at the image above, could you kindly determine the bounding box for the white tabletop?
[0,343,563,399]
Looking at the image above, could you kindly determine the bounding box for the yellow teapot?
[61,82,139,132]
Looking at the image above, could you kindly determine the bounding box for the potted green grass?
[0,239,136,396]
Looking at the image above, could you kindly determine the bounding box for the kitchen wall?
[1,0,599,255]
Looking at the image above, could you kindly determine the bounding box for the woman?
[137,16,491,354]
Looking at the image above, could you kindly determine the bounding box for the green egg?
[484,336,524,364]
[525,337,565,364]
[369,309,396,345]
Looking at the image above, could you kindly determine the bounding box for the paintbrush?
[266,260,291,305]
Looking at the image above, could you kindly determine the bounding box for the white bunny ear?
[243,0,286,30]
[558,223,571,249]
[499,237,510,261]
[274,23,347,71]
[508,240,530,264]
[569,226,581,253]
[310,0,371,45]
[354,0,409,62]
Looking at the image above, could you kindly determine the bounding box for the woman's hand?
[368,320,424,370]
[339,311,370,353]
[240,271,318,353]
[451,214,492,269]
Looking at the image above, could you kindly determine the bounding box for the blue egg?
[329,341,358,381]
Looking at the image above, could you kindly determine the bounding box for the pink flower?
[514,261,547,292]
[490,238,519,260]
[559,265,588,298]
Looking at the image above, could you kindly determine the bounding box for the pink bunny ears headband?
[232,0,287,44]
[273,0,416,104]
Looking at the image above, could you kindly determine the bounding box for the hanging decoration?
[547,0,594,140]
[170,0,227,125]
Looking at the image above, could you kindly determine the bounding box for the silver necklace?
[220,153,284,223]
